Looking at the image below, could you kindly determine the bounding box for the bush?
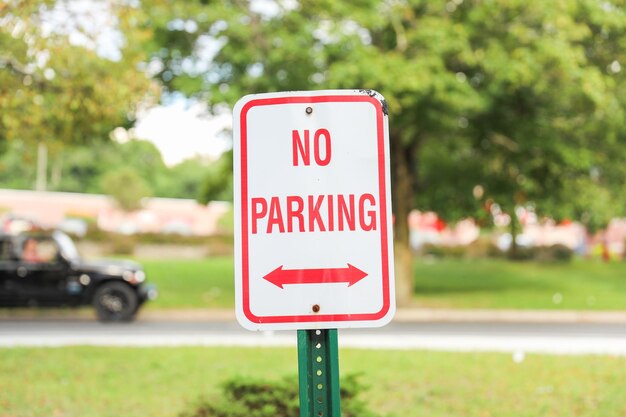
[206,234,234,256]
[420,240,573,263]
[507,244,573,263]
[108,234,136,255]
[534,244,573,263]
[180,375,379,417]
[422,244,466,259]
[464,236,504,259]
[507,245,537,261]
[421,237,503,260]
[101,168,152,211]
[84,227,216,245]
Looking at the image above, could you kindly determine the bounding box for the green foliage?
[507,244,574,263]
[142,0,626,219]
[101,167,152,212]
[0,1,154,149]
[156,157,214,200]
[179,375,378,417]
[0,137,215,201]
[423,240,573,263]
[409,1,626,230]
[198,150,233,203]
[56,140,167,195]
[535,244,574,263]
[422,239,503,260]
[216,208,234,234]
[422,244,474,259]
[557,177,619,234]
[505,245,538,262]
[0,140,33,189]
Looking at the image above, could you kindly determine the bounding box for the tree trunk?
[35,142,47,191]
[394,241,413,307]
[601,230,610,263]
[390,130,415,307]
[508,209,519,259]
[51,154,62,189]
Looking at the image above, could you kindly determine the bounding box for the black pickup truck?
[0,231,157,321]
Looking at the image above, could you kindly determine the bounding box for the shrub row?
[101,233,234,256]
[421,238,573,263]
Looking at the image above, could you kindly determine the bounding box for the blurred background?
[1,1,626,417]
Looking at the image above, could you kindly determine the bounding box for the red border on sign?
[239,94,390,324]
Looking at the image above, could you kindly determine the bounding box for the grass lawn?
[143,257,235,309]
[0,346,624,417]
[414,258,626,310]
[143,257,626,310]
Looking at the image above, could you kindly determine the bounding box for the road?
[1,319,626,356]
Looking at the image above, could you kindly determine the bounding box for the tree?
[0,135,215,202]
[154,156,215,200]
[0,140,34,189]
[416,1,626,254]
[101,167,152,212]
[143,0,626,304]
[197,150,233,203]
[0,0,155,187]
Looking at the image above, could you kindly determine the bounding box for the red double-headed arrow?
[263,264,368,289]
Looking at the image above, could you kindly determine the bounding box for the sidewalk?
[392,308,626,324]
[137,308,626,324]
[3,307,626,324]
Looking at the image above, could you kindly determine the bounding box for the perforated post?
[298,329,341,417]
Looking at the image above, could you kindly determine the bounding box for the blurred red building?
[0,189,230,236]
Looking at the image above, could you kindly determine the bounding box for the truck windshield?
[53,231,80,261]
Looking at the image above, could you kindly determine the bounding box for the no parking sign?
[233,90,395,331]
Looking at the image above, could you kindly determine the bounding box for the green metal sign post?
[298,329,341,417]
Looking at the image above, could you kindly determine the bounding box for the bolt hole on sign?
[233,90,395,331]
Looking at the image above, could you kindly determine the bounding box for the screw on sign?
[233,90,395,417]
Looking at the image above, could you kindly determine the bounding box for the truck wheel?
[93,282,138,322]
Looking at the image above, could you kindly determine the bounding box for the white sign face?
[233,90,395,331]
